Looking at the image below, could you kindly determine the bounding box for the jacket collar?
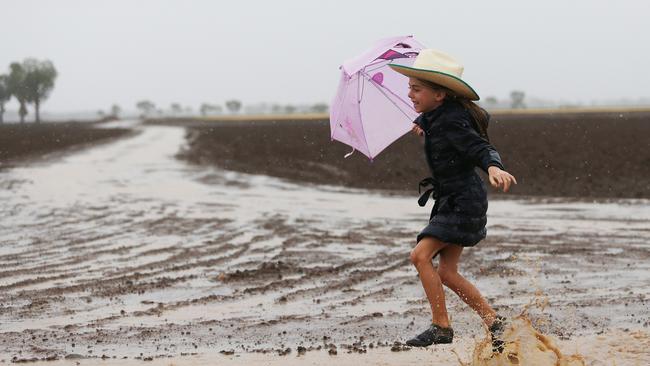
[414,99,454,128]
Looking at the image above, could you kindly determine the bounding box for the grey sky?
[2,0,649,113]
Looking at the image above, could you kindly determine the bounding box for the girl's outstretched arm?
[487,166,517,193]
[443,116,517,192]
[443,116,504,172]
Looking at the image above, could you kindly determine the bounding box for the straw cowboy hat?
[389,49,480,101]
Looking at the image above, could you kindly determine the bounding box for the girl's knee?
[437,267,457,285]
[410,237,446,267]
[410,247,434,267]
[409,249,425,266]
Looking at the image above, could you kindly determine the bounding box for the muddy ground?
[0,117,649,365]
[0,120,133,167]
[151,109,650,199]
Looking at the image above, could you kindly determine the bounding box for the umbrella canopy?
[329,35,425,160]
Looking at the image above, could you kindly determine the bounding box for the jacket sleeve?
[443,115,505,173]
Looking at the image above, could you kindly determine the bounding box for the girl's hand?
[412,123,424,136]
[487,166,517,193]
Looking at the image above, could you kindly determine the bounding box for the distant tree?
[225,99,242,114]
[271,104,283,114]
[97,110,105,117]
[200,103,210,116]
[22,58,57,123]
[200,103,223,116]
[284,104,296,114]
[510,90,526,109]
[170,103,182,116]
[136,100,156,118]
[310,103,328,113]
[110,104,121,118]
[0,74,10,123]
[484,96,498,108]
[7,62,28,123]
[184,106,193,115]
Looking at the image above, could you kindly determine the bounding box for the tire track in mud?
[3,232,246,297]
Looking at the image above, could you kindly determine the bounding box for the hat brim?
[388,64,480,101]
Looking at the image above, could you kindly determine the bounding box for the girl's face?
[408,77,446,113]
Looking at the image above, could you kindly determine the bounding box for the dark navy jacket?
[414,99,504,181]
[413,99,505,245]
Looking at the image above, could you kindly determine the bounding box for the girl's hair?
[418,79,490,141]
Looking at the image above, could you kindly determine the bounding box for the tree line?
[0,59,57,124]
[482,91,526,109]
[129,100,329,118]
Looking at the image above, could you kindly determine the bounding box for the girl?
[389,49,517,352]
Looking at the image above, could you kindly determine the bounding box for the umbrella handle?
[344,147,355,158]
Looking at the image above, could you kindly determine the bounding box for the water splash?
[455,253,587,366]
[460,316,585,366]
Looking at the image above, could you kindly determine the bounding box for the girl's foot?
[489,315,506,353]
[405,323,454,347]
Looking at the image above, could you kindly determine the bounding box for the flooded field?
[0,120,649,365]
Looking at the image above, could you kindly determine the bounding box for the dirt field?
[150,109,650,199]
[0,120,133,167]
[0,117,649,365]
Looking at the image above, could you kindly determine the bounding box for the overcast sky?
[2,0,649,113]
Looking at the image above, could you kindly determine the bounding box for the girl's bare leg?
[409,237,450,327]
[437,244,497,326]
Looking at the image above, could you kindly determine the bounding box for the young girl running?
[389,49,517,352]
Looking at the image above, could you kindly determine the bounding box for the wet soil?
[0,120,133,168]
[153,109,650,199]
[0,119,648,365]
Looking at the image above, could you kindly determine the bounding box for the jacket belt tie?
[418,177,440,207]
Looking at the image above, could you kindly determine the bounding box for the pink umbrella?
[329,35,425,160]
